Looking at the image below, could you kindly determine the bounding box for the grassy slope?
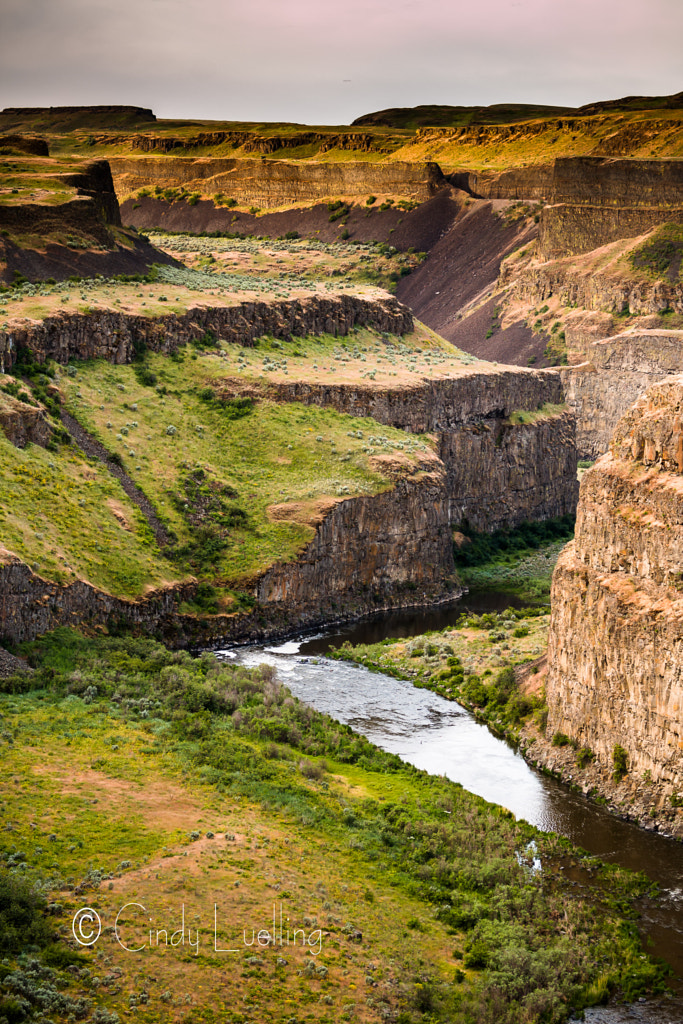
[60,334,435,587]
[0,319,466,602]
[0,431,174,595]
[0,631,667,1024]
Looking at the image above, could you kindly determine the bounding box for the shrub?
[366,195,376,205]
[576,746,595,769]
[551,732,571,747]
[0,870,54,954]
[613,744,629,780]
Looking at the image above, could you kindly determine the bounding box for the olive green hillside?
[4,96,683,176]
[0,326,446,616]
[0,630,670,1024]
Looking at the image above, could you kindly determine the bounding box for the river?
[213,592,683,1021]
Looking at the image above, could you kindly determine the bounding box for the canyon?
[1,104,682,837]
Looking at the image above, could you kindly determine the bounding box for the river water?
[213,593,683,1020]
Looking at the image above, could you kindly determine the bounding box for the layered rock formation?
[0,295,412,372]
[539,157,683,257]
[545,377,683,818]
[251,367,578,531]
[0,393,52,448]
[560,328,683,458]
[108,156,445,207]
[256,449,455,618]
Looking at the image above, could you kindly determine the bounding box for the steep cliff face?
[0,393,52,448]
[0,450,456,646]
[256,450,455,618]
[545,377,683,819]
[441,409,576,530]
[539,158,683,257]
[560,329,683,458]
[108,156,446,206]
[255,368,578,531]
[0,295,413,371]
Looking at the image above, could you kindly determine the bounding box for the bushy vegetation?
[332,607,551,738]
[452,515,575,601]
[0,630,668,1022]
[454,516,575,568]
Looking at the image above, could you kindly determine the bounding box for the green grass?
[629,222,683,283]
[453,514,575,603]
[507,402,568,425]
[60,345,433,585]
[0,629,670,1023]
[457,541,568,601]
[0,424,176,595]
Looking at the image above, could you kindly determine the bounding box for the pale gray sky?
[0,0,680,124]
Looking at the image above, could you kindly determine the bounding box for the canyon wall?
[546,377,683,806]
[0,295,413,372]
[108,156,446,207]
[256,450,455,618]
[539,157,683,257]
[560,329,683,458]
[0,451,456,647]
[501,248,683,317]
[260,368,578,531]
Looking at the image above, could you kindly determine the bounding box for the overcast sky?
[1,0,681,125]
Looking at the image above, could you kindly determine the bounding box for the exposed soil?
[121,186,465,251]
[0,231,177,284]
[395,201,540,364]
[446,293,553,367]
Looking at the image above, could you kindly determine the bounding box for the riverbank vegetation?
[0,630,669,1024]
[330,606,550,740]
[453,515,575,602]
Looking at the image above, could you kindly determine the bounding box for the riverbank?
[330,606,683,842]
[0,628,671,1023]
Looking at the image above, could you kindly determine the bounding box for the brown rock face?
[539,158,683,257]
[108,156,446,207]
[0,296,413,372]
[256,449,456,619]
[546,376,683,805]
[560,329,683,459]
[0,393,52,447]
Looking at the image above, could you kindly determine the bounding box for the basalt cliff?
[540,377,683,835]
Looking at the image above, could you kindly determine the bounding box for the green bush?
[552,732,571,747]
[0,870,54,954]
[613,744,629,780]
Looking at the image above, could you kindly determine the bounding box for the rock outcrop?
[545,376,683,826]
[255,367,578,531]
[539,157,683,257]
[256,449,455,618]
[560,328,683,458]
[108,156,446,207]
[0,295,413,372]
[0,392,52,448]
